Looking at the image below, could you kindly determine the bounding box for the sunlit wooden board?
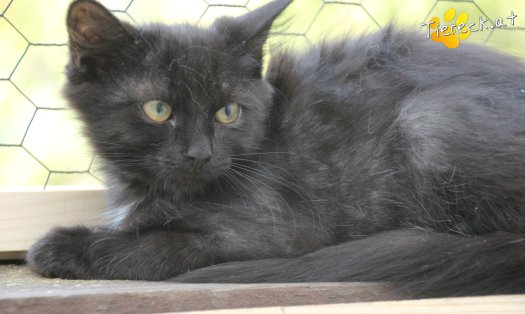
[0,188,107,259]
[175,294,525,314]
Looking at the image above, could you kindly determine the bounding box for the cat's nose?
[186,151,211,169]
[186,142,212,169]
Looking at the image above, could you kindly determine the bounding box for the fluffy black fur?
[27,0,525,298]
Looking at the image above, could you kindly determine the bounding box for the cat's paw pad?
[26,226,93,279]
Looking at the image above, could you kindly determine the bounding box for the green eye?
[215,103,240,124]
[143,100,172,122]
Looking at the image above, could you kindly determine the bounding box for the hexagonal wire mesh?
[0,0,524,189]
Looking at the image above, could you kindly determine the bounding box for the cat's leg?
[27,225,214,280]
[27,211,319,280]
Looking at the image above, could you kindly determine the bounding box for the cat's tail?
[172,229,525,298]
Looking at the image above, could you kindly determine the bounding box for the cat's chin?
[108,161,229,198]
[149,170,221,196]
[106,169,210,198]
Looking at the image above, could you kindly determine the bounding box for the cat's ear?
[66,0,136,71]
[215,0,291,75]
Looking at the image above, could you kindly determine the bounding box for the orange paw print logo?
[428,9,470,48]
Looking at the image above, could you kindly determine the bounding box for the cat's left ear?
[66,0,138,71]
[215,0,291,74]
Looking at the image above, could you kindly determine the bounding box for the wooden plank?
[2,266,524,314]
[176,295,525,314]
[0,251,25,260]
[0,189,107,254]
[0,266,399,314]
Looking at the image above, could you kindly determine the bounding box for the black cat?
[27,0,525,298]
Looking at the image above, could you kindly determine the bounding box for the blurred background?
[0,0,524,189]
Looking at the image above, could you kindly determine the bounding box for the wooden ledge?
[0,189,106,255]
[2,266,524,314]
[0,265,399,314]
[177,295,525,314]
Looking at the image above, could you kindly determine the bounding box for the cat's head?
[64,0,291,195]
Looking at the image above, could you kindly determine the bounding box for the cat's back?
[265,28,525,234]
[268,28,525,109]
[266,27,525,151]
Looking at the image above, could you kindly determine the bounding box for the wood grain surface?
[0,265,399,314]
[0,189,107,257]
[176,294,525,314]
[2,266,523,314]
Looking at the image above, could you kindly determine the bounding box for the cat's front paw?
[27,226,94,279]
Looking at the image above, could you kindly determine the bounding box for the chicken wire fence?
[0,0,524,189]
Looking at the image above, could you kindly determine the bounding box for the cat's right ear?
[66,0,136,71]
[214,0,291,76]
